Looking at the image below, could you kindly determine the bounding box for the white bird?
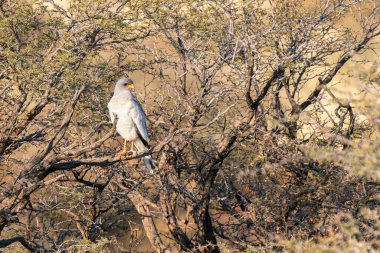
[107,78,154,172]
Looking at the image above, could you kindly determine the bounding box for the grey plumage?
[107,78,154,173]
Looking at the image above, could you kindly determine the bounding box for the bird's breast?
[108,93,138,141]
[116,115,138,141]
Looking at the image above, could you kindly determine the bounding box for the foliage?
[0,0,379,252]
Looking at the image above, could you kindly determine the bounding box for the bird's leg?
[118,139,128,159]
[128,140,136,156]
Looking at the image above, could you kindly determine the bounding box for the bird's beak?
[126,83,134,89]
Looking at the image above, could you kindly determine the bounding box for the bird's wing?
[109,110,116,123]
[130,97,149,146]
[107,95,119,123]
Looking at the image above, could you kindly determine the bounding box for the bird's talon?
[118,151,127,159]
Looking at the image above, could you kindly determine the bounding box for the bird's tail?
[134,138,154,173]
[142,156,154,173]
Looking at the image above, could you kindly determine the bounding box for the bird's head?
[115,77,134,93]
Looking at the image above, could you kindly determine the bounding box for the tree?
[1,0,379,252]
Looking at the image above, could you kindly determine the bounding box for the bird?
[107,77,154,173]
